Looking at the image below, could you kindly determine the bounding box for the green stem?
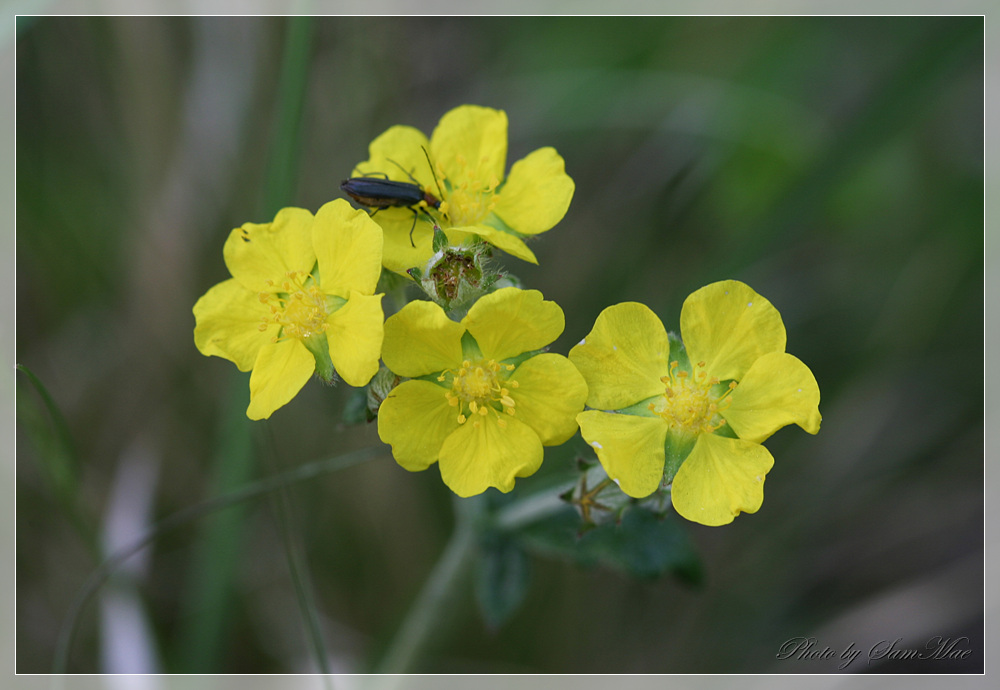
[374,495,483,674]
[52,446,383,674]
[493,483,575,532]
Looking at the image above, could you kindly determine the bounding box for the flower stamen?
[439,358,518,427]
[257,270,329,342]
[648,360,737,436]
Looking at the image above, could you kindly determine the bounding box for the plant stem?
[373,495,483,675]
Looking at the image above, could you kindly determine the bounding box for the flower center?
[436,154,500,226]
[258,270,328,341]
[439,359,519,429]
[648,360,737,436]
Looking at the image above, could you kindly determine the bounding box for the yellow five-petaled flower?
[351,104,575,275]
[569,280,821,526]
[377,287,588,497]
[193,199,385,420]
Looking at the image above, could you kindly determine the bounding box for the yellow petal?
[312,199,383,299]
[376,209,438,276]
[509,353,588,446]
[246,338,315,420]
[576,410,667,498]
[438,415,542,497]
[382,299,465,378]
[193,278,271,371]
[492,147,574,235]
[670,433,774,526]
[680,280,786,382]
[462,287,563,362]
[456,223,538,264]
[377,380,457,472]
[430,105,508,188]
[355,124,436,191]
[722,352,821,443]
[224,207,316,293]
[325,291,384,387]
[569,302,670,411]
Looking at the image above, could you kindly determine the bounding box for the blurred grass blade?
[174,374,256,672]
[52,445,384,673]
[262,15,314,218]
[263,427,332,677]
[15,363,96,553]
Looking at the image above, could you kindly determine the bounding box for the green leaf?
[518,504,703,584]
[474,532,532,631]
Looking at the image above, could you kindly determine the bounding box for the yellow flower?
[351,104,575,275]
[568,280,821,526]
[377,287,588,496]
[193,200,385,420]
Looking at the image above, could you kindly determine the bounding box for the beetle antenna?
[422,146,446,202]
[385,157,421,186]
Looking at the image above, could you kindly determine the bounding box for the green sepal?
[663,432,696,485]
[302,334,336,384]
[667,330,690,370]
[366,365,401,418]
[431,224,449,253]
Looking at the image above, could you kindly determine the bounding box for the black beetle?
[341,150,444,247]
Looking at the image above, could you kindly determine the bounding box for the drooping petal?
[193,278,271,371]
[224,207,316,293]
[382,299,465,378]
[722,352,821,443]
[577,410,667,498]
[312,199,383,299]
[492,147,574,235]
[569,302,670,411]
[452,223,539,264]
[438,415,543,496]
[377,380,457,472]
[430,105,508,189]
[680,280,786,382]
[354,124,435,191]
[462,288,564,362]
[246,338,316,420]
[670,433,774,526]
[508,353,588,446]
[325,291,384,387]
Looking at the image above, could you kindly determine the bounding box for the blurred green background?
[16,16,983,673]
